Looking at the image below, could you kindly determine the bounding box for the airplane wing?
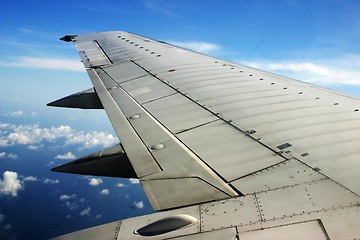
[49,31,360,239]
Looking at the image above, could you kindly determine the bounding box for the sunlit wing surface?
[49,31,360,239]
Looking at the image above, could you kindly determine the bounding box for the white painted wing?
[75,32,360,209]
[52,31,360,239]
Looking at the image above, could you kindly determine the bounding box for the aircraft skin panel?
[50,31,360,239]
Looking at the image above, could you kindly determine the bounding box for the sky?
[1,0,360,239]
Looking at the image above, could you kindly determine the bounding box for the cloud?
[100,189,109,195]
[89,177,103,186]
[59,194,76,201]
[80,207,91,216]
[167,41,220,54]
[144,0,178,17]
[5,111,23,117]
[64,201,78,210]
[0,171,23,197]
[27,145,40,150]
[3,124,72,145]
[0,56,84,72]
[23,176,38,182]
[116,183,125,188]
[238,55,360,86]
[7,153,18,160]
[95,214,102,220]
[43,178,60,184]
[132,201,145,209]
[0,123,118,149]
[55,152,75,160]
[128,178,140,184]
[65,131,118,149]
[0,152,18,160]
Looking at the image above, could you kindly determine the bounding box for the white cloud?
[238,55,360,86]
[133,201,145,209]
[47,161,55,166]
[55,152,75,160]
[64,201,78,210]
[168,41,220,54]
[5,124,72,145]
[0,171,23,197]
[27,145,40,150]
[89,177,103,186]
[43,178,60,184]
[100,189,109,195]
[6,111,23,117]
[80,207,91,216]
[0,123,118,149]
[116,183,125,188]
[0,56,84,72]
[59,194,76,201]
[7,153,18,160]
[95,214,102,220]
[23,176,38,182]
[0,152,18,160]
[65,131,118,149]
[128,178,140,184]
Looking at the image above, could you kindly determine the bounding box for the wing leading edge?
[50,31,360,239]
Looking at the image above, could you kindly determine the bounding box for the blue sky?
[1,0,360,239]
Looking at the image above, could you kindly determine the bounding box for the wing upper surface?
[72,31,360,212]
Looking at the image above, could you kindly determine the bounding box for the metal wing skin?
[50,32,360,239]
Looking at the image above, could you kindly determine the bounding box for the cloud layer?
[0,56,84,72]
[238,55,360,87]
[0,123,118,149]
